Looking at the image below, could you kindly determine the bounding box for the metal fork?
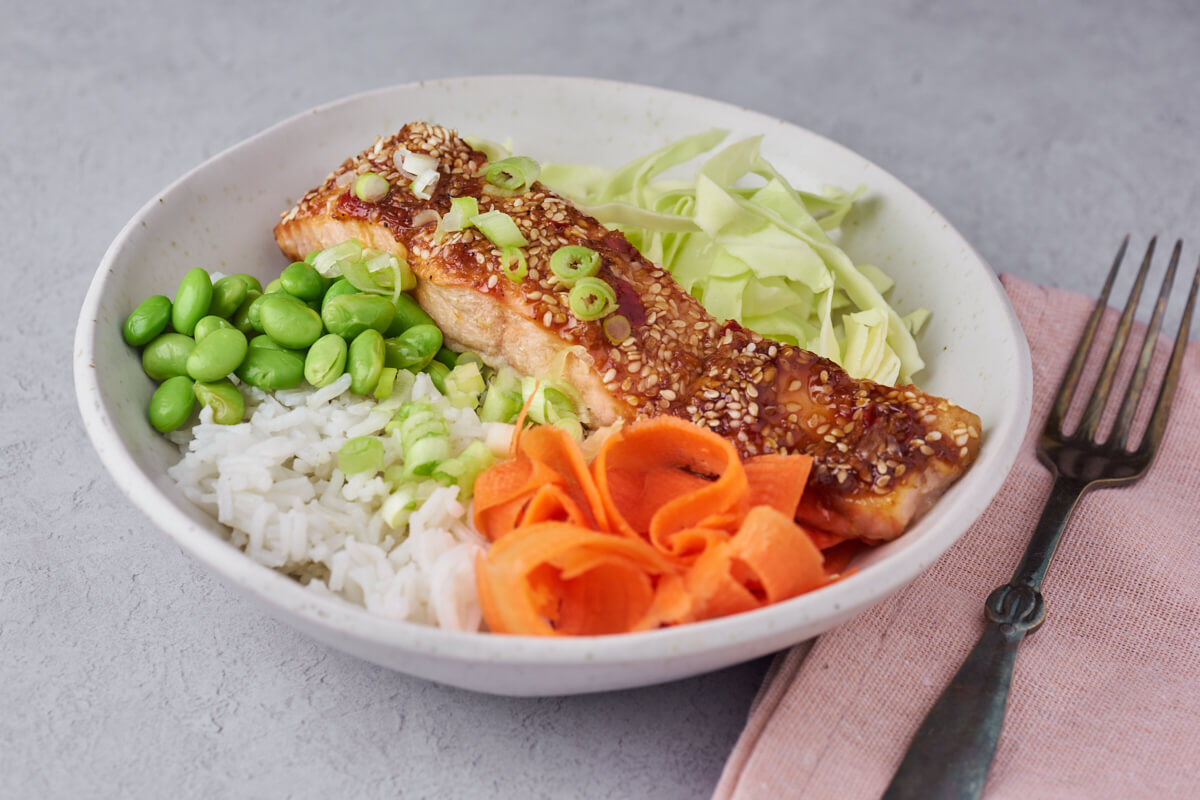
[882,237,1200,800]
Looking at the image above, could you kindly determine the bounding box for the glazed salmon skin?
[274,122,981,542]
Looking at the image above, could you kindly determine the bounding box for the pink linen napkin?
[714,274,1200,800]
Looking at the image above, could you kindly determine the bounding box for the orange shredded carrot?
[472,416,855,637]
[743,453,812,517]
[593,416,747,540]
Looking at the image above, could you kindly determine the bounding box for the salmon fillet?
[274,123,981,542]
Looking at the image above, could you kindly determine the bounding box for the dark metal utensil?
[882,237,1199,800]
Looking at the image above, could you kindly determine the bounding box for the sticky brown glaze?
[274,123,982,541]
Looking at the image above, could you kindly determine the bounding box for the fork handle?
[881,475,1085,800]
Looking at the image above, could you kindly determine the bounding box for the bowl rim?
[73,74,1033,665]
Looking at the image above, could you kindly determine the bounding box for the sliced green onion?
[479,156,541,194]
[470,210,528,248]
[549,245,601,285]
[479,366,523,424]
[394,399,451,478]
[312,239,364,278]
[603,313,632,343]
[520,377,578,425]
[444,362,487,410]
[432,441,496,499]
[411,169,440,200]
[435,196,479,243]
[394,148,439,176]
[381,483,419,529]
[568,277,617,321]
[373,367,398,400]
[463,135,512,163]
[354,172,390,203]
[501,246,528,282]
[338,436,385,475]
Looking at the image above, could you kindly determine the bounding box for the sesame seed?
[927,431,942,441]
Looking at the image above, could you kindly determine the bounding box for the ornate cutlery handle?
[881,476,1085,800]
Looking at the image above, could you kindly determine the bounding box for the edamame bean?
[231,289,261,334]
[235,346,305,391]
[433,347,460,368]
[233,273,263,293]
[265,278,283,294]
[171,268,213,336]
[321,294,395,339]
[304,333,348,387]
[246,291,286,333]
[321,279,359,314]
[142,333,196,381]
[186,327,248,382]
[209,275,249,319]
[423,360,450,394]
[193,379,245,425]
[123,295,172,346]
[383,324,442,371]
[387,293,436,336]
[193,315,233,342]
[347,329,384,395]
[280,261,326,301]
[149,375,196,433]
[259,294,323,349]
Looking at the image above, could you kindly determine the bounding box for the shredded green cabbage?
[539,131,927,385]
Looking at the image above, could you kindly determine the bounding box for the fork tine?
[1045,236,1130,434]
[1137,253,1200,457]
[1076,237,1157,440]
[1110,240,1182,447]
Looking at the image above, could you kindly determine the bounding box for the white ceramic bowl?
[74,76,1032,696]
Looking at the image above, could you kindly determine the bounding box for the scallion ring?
[470,210,528,248]
[501,246,528,282]
[354,172,390,203]
[549,245,601,285]
[603,313,632,343]
[568,277,617,321]
[479,156,540,193]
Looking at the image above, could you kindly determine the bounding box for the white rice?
[166,371,501,632]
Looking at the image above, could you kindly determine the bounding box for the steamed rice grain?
[167,371,491,632]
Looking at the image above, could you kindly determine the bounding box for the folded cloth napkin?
[714,274,1200,800]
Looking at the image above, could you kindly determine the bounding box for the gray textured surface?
[4,1,1199,798]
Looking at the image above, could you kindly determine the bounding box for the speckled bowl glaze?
[74,76,1032,696]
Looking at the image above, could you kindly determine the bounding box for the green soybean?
[265,278,283,294]
[280,261,326,301]
[171,268,213,336]
[259,294,323,349]
[186,327,248,382]
[348,329,385,395]
[209,275,249,319]
[231,289,261,334]
[142,333,196,381]
[423,360,450,394]
[388,293,436,336]
[304,333,348,387]
[235,346,305,391]
[434,346,460,368]
[149,375,196,433]
[246,291,287,333]
[193,315,233,342]
[383,324,442,371]
[193,379,245,425]
[321,279,359,314]
[123,295,172,346]
[322,293,395,339]
[233,273,264,294]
